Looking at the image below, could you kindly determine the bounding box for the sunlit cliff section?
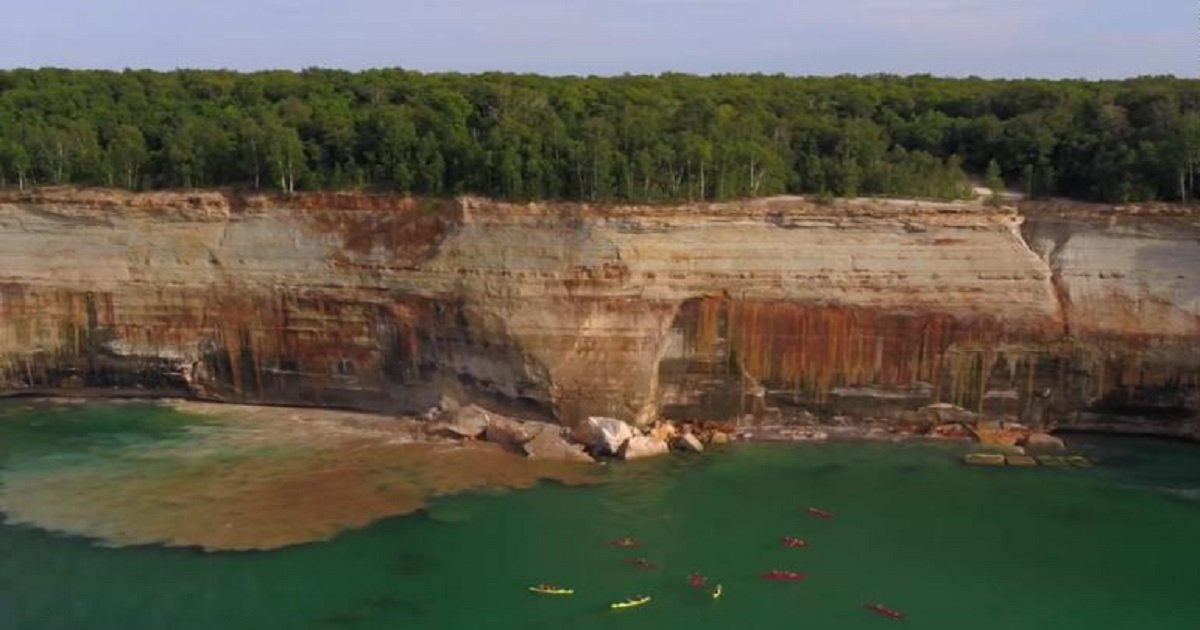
[1,188,1197,436]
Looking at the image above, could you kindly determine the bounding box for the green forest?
[1,68,1199,203]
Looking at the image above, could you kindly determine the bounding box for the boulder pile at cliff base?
[419,397,731,463]
[419,398,1076,465]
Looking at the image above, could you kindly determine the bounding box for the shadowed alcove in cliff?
[191,291,559,419]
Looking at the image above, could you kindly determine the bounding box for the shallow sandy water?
[0,400,598,550]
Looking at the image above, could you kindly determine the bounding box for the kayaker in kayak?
[865,603,905,620]
[625,557,656,570]
[688,573,707,588]
[528,584,574,595]
[781,536,809,548]
[807,506,833,519]
[610,536,639,548]
[611,595,652,610]
[711,584,723,599]
[760,569,807,581]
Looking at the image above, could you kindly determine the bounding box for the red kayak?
[625,557,656,570]
[807,507,834,520]
[760,570,807,582]
[780,536,809,548]
[865,603,906,620]
[688,573,707,588]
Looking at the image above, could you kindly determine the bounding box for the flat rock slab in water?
[965,452,1094,468]
[964,452,1006,466]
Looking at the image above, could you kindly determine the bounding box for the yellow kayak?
[611,595,652,610]
[711,584,723,600]
[529,584,574,595]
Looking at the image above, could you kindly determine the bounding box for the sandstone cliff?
[1,189,1196,437]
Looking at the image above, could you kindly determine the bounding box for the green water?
[2,403,1200,629]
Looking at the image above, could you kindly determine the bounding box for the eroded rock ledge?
[1,188,1197,438]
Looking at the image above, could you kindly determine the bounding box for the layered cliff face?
[1019,202,1200,434]
[1,189,1197,436]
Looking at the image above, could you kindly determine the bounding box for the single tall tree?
[984,159,1005,205]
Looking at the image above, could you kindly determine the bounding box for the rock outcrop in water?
[1,188,1197,438]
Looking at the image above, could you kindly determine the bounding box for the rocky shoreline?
[0,396,1133,469]
[332,396,1085,465]
[415,397,730,463]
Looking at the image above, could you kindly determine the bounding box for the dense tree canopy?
[1,68,1198,203]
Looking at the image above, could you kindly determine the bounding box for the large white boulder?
[586,416,634,455]
[673,433,704,453]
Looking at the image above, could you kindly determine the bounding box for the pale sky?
[1,0,1193,78]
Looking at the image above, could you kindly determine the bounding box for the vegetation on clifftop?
[0,69,1198,203]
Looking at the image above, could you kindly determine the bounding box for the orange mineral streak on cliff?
[1,188,1198,433]
[667,296,1065,415]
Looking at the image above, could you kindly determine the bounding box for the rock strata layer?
[1,189,1197,438]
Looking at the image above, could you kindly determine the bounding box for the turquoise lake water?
[2,402,1200,629]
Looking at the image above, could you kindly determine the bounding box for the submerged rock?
[964,452,1006,466]
[585,416,634,455]
[621,435,670,460]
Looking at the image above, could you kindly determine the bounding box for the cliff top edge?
[1,186,1196,220]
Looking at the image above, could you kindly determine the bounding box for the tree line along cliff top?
[1,69,1198,204]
